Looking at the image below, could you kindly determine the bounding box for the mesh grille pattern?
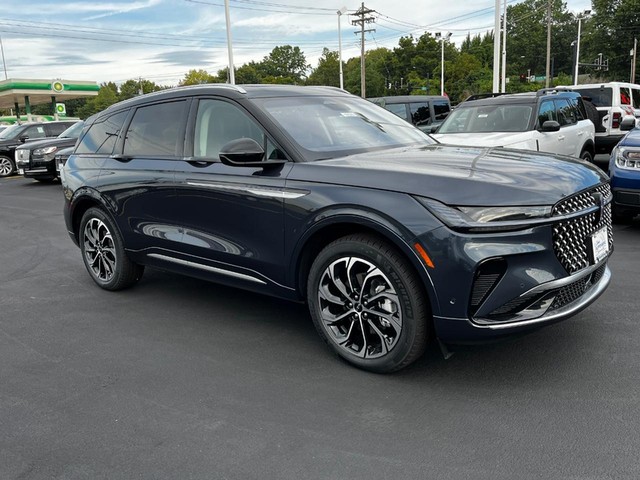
[548,264,606,312]
[552,183,613,274]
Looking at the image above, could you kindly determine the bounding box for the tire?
[79,207,144,290]
[580,149,593,163]
[0,155,15,178]
[307,234,430,373]
[35,177,58,183]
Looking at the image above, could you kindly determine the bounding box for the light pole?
[224,0,235,85]
[435,32,451,96]
[573,10,591,86]
[337,6,347,90]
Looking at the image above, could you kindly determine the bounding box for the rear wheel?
[307,234,430,373]
[580,149,594,163]
[0,155,15,177]
[79,207,144,290]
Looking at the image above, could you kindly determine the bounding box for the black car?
[0,120,77,177]
[61,85,612,372]
[15,121,83,182]
[369,95,451,132]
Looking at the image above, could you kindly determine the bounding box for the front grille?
[548,264,606,311]
[552,183,613,274]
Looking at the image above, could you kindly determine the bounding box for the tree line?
[30,0,638,119]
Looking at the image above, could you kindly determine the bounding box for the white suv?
[432,89,596,162]
[558,82,640,153]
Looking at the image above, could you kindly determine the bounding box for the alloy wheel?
[0,157,13,176]
[83,218,117,282]
[317,256,403,359]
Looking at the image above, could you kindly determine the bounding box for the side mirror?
[219,138,285,168]
[19,135,29,143]
[430,125,440,134]
[540,120,561,132]
[620,116,637,131]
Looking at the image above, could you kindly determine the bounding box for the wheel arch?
[291,213,440,316]
[69,188,115,244]
[581,139,596,157]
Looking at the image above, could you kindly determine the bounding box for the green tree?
[118,79,162,101]
[76,82,119,119]
[260,45,310,83]
[180,69,216,85]
[307,48,340,87]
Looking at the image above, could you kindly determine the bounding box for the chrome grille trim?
[552,183,613,274]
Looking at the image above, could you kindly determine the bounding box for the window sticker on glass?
[478,114,489,118]
[340,112,359,117]
[37,127,45,133]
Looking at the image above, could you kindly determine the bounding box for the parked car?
[54,146,74,174]
[62,85,611,372]
[558,82,640,153]
[608,116,640,221]
[15,121,84,182]
[369,95,451,132]
[0,120,77,177]
[432,88,596,161]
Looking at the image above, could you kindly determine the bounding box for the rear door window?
[45,123,69,137]
[620,87,632,105]
[632,88,640,109]
[433,101,450,122]
[409,102,431,127]
[76,110,128,155]
[124,101,187,157]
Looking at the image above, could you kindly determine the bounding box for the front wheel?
[79,207,144,290]
[307,234,430,373]
[0,155,15,178]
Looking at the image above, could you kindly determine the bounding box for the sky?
[0,0,592,86]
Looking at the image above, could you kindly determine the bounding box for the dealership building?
[0,78,99,122]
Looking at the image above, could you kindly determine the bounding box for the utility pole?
[501,0,507,93]
[0,34,8,80]
[545,0,551,87]
[224,0,235,85]
[352,2,376,98]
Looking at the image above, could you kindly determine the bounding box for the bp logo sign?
[51,81,64,93]
[56,103,66,116]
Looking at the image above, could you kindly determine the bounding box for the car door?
[172,97,292,288]
[98,99,189,253]
[555,98,582,157]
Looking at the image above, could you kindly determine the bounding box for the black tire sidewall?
[581,150,593,163]
[307,236,427,372]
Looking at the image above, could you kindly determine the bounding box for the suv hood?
[15,137,77,151]
[289,144,606,206]
[431,131,535,148]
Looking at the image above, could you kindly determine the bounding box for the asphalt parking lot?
[1,175,639,480]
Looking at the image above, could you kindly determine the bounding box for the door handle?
[558,135,565,141]
[577,131,584,136]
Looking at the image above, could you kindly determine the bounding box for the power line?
[184,0,334,15]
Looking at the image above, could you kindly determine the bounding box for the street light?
[435,32,452,96]
[574,9,591,86]
[337,6,347,90]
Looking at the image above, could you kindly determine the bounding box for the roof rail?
[535,87,574,96]
[464,92,506,102]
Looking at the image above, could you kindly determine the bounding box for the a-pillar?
[14,101,20,122]
[24,95,32,122]
[51,95,58,121]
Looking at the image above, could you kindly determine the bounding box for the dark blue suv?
[609,116,640,221]
[61,85,612,372]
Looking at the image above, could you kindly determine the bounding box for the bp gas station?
[0,78,99,122]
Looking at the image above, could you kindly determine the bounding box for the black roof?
[459,89,582,108]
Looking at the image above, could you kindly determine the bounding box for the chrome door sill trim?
[148,253,266,285]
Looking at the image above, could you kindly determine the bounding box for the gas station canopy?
[0,78,99,118]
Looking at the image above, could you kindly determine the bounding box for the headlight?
[415,196,552,232]
[33,146,58,162]
[614,147,640,170]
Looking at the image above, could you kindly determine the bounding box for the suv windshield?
[255,95,433,159]
[58,121,84,139]
[438,103,533,133]
[0,124,25,140]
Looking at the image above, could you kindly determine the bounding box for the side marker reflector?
[414,243,435,269]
